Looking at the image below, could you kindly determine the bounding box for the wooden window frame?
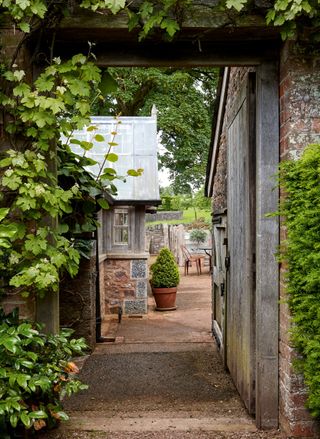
[113,208,130,246]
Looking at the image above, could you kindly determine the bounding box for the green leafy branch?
[279,143,320,417]
[0,51,144,299]
[0,309,88,435]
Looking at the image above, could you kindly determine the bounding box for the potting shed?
[70,109,161,320]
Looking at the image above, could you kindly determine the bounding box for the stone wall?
[102,257,148,316]
[146,211,183,222]
[146,224,185,265]
[146,224,166,254]
[212,67,255,214]
[278,41,320,438]
[60,256,96,349]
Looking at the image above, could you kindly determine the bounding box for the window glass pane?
[114,227,128,244]
[115,212,128,226]
[114,209,129,244]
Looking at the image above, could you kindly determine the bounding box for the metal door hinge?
[225,256,230,270]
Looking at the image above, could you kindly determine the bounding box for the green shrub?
[0,308,88,437]
[279,143,320,417]
[150,247,180,288]
[189,229,207,246]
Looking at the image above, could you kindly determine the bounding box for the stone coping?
[99,253,149,263]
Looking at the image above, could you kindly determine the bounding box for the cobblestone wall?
[102,257,148,316]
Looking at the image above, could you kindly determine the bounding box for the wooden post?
[36,139,60,334]
[36,292,59,334]
[255,62,279,428]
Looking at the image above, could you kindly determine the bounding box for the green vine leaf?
[105,153,118,162]
[225,0,246,11]
[97,198,109,209]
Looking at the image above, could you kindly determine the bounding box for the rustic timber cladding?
[279,41,320,438]
[207,64,280,431]
[208,52,320,436]
[59,255,96,349]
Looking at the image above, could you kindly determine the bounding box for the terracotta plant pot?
[152,287,177,311]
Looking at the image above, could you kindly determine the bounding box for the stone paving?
[41,264,283,439]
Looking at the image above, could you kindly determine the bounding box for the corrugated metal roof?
[67,115,160,203]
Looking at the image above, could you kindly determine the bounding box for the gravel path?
[39,270,284,439]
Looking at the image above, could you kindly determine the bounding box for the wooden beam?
[50,40,280,67]
[58,3,277,37]
[255,61,279,429]
[39,2,281,67]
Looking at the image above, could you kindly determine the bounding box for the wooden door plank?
[226,77,256,414]
[255,62,279,429]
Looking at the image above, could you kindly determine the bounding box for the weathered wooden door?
[226,73,256,414]
[212,214,227,361]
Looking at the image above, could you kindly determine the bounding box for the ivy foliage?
[279,143,320,417]
[126,0,320,40]
[0,0,125,33]
[1,0,319,43]
[0,23,144,303]
[0,55,99,298]
[0,53,142,298]
[127,0,191,40]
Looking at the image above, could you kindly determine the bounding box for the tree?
[97,67,218,192]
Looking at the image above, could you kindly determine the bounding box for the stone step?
[64,414,257,433]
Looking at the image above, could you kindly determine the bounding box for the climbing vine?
[279,143,320,417]
[125,0,320,40]
[0,54,98,298]
[0,2,142,300]
[0,0,318,317]
[0,0,319,434]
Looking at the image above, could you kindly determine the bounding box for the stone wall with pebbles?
[101,256,149,317]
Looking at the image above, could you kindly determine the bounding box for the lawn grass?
[146,208,211,226]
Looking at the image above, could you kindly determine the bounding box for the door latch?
[225,256,230,270]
